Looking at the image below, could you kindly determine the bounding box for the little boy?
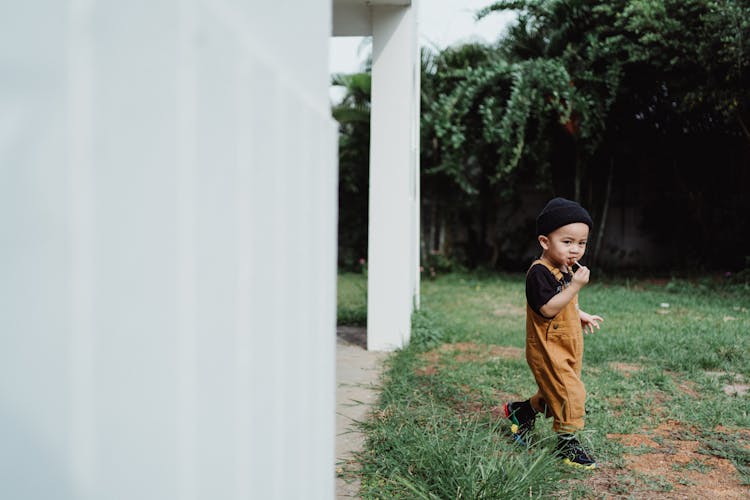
[503,197,603,469]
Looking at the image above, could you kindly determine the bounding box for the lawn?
[338,272,750,498]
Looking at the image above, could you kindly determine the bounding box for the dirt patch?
[587,420,750,499]
[450,384,523,421]
[487,390,524,420]
[418,349,441,365]
[608,397,624,407]
[415,349,441,376]
[451,384,492,418]
[439,342,480,353]
[675,380,700,397]
[557,468,639,499]
[610,362,643,377]
[415,365,439,376]
[451,344,492,363]
[665,370,700,397]
[492,303,526,317]
[607,432,662,449]
[486,345,524,360]
[646,390,671,409]
[715,425,750,439]
[416,342,523,373]
[439,342,523,360]
[704,371,746,382]
[702,371,749,396]
[722,383,749,396]
[606,397,625,417]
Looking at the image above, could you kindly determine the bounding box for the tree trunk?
[438,212,446,254]
[593,158,614,266]
[574,149,582,202]
[429,202,437,252]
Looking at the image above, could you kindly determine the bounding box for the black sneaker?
[556,435,597,470]
[502,401,536,446]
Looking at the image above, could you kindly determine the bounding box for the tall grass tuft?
[359,403,563,499]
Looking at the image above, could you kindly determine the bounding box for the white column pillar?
[0,1,337,498]
[367,2,420,351]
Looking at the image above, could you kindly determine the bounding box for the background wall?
[0,1,337,498]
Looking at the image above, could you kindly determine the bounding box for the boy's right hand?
[571,264,590,289]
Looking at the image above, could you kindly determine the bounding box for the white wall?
[0,1,337,498]
[332,2,372,36]
[367,3,420,351]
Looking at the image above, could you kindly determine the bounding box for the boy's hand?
[571,264,590,290]
[579,310,603,334]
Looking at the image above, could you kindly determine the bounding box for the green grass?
[339,272,750,498]
[337,272,367,326]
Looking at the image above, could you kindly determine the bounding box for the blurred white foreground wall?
[0,1,337,498]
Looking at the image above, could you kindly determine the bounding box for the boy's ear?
[538,235,549,250]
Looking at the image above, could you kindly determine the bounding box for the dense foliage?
[332,72,371,268]
[334,0,750,271]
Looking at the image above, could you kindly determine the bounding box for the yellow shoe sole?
[562,457,597,470]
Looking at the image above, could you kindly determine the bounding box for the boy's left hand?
[579,311,604,334]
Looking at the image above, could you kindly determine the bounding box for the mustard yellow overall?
[526,260,585,432]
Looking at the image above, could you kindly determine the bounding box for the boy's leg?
[527,327,586,432]
[502,399,537,445]
[529,392,553,418]
[556,433,597,469]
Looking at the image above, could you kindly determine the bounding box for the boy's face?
[538,222,589,269]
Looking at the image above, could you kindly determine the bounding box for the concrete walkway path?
[335,327,388,498]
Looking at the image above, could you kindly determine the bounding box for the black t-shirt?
[526,263,572,318]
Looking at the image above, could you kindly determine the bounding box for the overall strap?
[528,259,565,283]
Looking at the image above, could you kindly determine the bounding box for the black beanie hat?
[536,197,593,235]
